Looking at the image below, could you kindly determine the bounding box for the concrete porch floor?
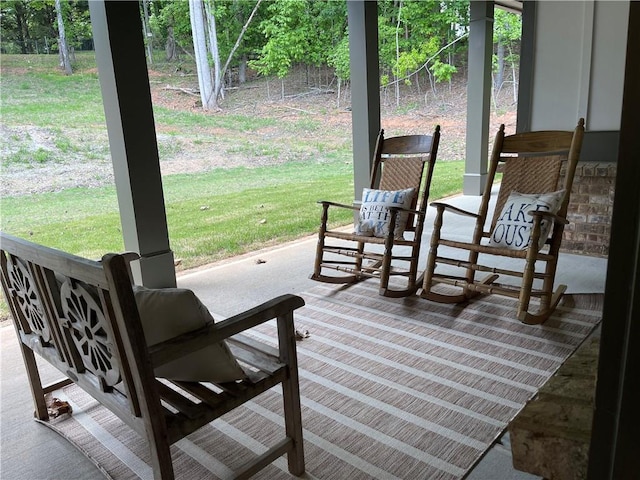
[0,192,608,479]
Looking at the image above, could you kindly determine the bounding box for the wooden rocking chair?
[311,126,440,297]
[421,119,584,324]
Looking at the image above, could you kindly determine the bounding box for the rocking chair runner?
[311,126,440,297]
[421,119,584,324]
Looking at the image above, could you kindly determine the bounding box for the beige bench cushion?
[134,286,246,383]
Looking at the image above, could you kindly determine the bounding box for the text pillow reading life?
[355,187,416,239]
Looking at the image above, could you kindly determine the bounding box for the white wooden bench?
[0,232,305,479]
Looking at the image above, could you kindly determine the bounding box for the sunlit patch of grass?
[1,51,467,272]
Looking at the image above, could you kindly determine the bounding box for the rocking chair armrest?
[317,200,360,211]
[148,294,305,367]
[528,210,569,225]
[430,202,480,219]
[388,205,424,217]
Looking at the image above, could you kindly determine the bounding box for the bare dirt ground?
[1,73,517,197]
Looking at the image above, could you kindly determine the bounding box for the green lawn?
[1,158,464,268]
[0,52,468,320]
[1,52,465,269]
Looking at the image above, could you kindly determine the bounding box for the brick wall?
[563,162,617,257]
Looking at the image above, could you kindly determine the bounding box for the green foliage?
[328,35,350,80]
[377,0,469,88]
[59,0,92,51]
[250,0,309,78]
[492,9,521,88]
[431,59,458,83]
[494,9,522,45]
[0,0,91,54]
[211,0,270,68]
[249,0,347,79]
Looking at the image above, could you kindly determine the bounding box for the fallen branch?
[163,85,200,97]
[285,88,335,99]
[281,105,313,114]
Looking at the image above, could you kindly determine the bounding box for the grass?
[0,159,465,268]
[0,52,464,318]
[0,50,466,325]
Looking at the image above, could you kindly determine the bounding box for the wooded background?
[0,0,521,109]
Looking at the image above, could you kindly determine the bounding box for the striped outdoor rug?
[46,282,603,480]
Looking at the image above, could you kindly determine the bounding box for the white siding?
[530,1,628,131]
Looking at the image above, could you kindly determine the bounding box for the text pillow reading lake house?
[489,190,564,251]
[355,187,416,239]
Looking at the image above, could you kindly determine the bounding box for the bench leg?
[19,343,49,421]
[278,312,305,476]
[148,439,175,480]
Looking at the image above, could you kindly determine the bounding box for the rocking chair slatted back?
[490,154,566,235]
[376,140,432,232]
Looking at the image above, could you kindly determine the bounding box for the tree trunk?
[495,40,505,90]
[215,0,263,102]
[509,46,518,104]
[54,0,72,75]
[239,55,247,84]
[204,0,223,106]
[15,2,30,54]
[142,0,153,64]
[189,0,215,110]
[394,0,403,107]
[165,26,177,61]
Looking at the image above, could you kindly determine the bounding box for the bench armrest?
[148,294,305,367]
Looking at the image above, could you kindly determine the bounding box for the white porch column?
[89,1,176,288]
[347,1,381,198]
[464,1,494,195]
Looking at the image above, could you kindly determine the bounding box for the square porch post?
[89,1,176,288]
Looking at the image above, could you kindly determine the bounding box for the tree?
[215,0,264,93]
[149,1,191,62]
[211,0,270,86]
[493,9,521,103]
[249,0,310,98]
[377,0,469,102]
[0,1,33,53]
[327,34,350,106]
[0,0,57,54]
[204,0,223,100]
[249,0,346,98]
[189,0,263,110]
[189,0,215,109]
[54,0,72,74]
[141,0,154,64]
[1,0,90,57]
